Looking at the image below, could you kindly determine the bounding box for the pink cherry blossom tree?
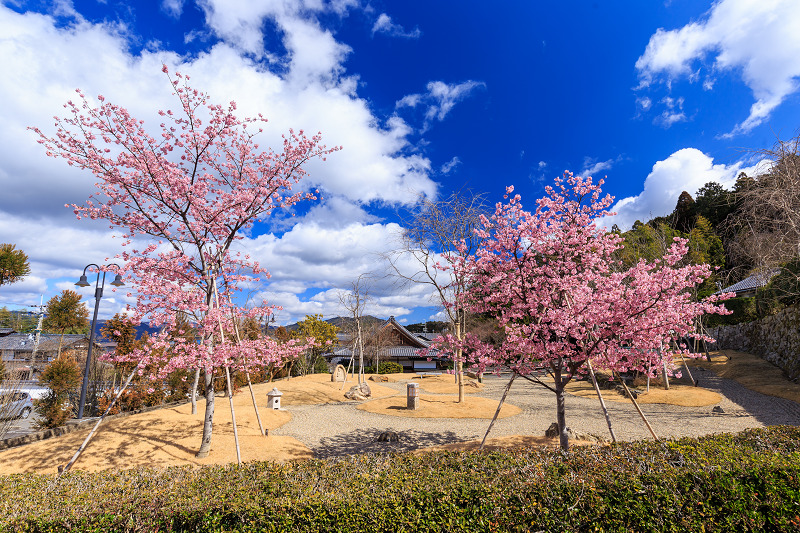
[437,173,729,450]
[33,66,336,456]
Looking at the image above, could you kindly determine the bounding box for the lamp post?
[75,263,124,419]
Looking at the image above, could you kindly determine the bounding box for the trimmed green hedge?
[2,427,800,532]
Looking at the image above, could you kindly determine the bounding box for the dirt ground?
[565,380,723,407]
[685,349,800,404]
[1,352,798,475]
[354,374,511,418]
[358,394,520,419]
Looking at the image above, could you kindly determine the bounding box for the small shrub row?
[363,361,405,374]
[2,426,800,532]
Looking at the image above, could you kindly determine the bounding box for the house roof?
[379,316,431,348]
[328,346,442,360]
[0,328,16,336]
[325,317,444,360]
[715,269,780,296]
[0,333,94,352]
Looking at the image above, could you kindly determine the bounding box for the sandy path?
[1,352,799,474]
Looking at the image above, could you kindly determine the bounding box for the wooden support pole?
[616,371,659,441]
[659,345,670,391]
[224,365,241,465]
[191,367,200,415]
[701,321,713,362]
[230,314,266,437]
[480,373,516,450]
[211,275,241,462]
[59,366,138,476]
[587,359,616,443]
[677,350,697,387]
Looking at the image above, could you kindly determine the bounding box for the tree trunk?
[357,320,365,385]
[456,316,464,403]
[191,367,200,415]
[196,370,215,458]
[555,376,569,451]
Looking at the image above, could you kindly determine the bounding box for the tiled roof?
[0,334,92,352]
[384,317,431,348]
[326,345,443,360]
[715,269,780,295]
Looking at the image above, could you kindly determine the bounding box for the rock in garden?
[344,382,372,401]
[545,422,560,438]
[369,375,389,382]
[375,431,400,442]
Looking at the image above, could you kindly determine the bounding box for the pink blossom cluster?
[434,173,731,380]
[33,66,336,374]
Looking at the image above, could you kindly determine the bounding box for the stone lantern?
[267,388,283,410]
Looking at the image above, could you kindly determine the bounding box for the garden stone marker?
[407,382,420,410]
[331,364,347,382]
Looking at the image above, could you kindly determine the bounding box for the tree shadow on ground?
[313,427,474,459]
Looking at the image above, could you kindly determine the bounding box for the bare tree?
[0,366,28,439]
[338,275,371,385]
[388,190,488,402]
[727,132,800,301]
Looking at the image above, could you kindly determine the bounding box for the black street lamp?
[75,263,124,419]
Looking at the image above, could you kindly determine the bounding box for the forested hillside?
[615,133,800,326]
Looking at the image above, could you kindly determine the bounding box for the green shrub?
[377,361,403,374]
[2,426,800,532]
[34,356,82,428]
[706,296,758,327]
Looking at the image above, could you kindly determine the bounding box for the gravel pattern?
[272,369,800,458]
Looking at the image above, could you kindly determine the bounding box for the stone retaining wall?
[710,306,800,380]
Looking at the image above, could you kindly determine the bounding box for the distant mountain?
[93,320,160,341]
[274,315,385,332]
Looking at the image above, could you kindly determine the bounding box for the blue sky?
[0,0,798,325]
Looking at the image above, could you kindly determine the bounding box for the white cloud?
[636,96,652,111]
[579,157,618,178]
[635,0,800,135]
[371,13,422,39]
[161,0,185,18]
[0,4,438,319]
[653,96,687,127]
[598,148,761,231]
[396,80,485,131]
[440,157,461,174]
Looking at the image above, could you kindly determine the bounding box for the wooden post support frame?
[587,359,616,443]
[211,275,241,465]
[59,366,138,476]
[615,371,659,442]
[480,373,516,450]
